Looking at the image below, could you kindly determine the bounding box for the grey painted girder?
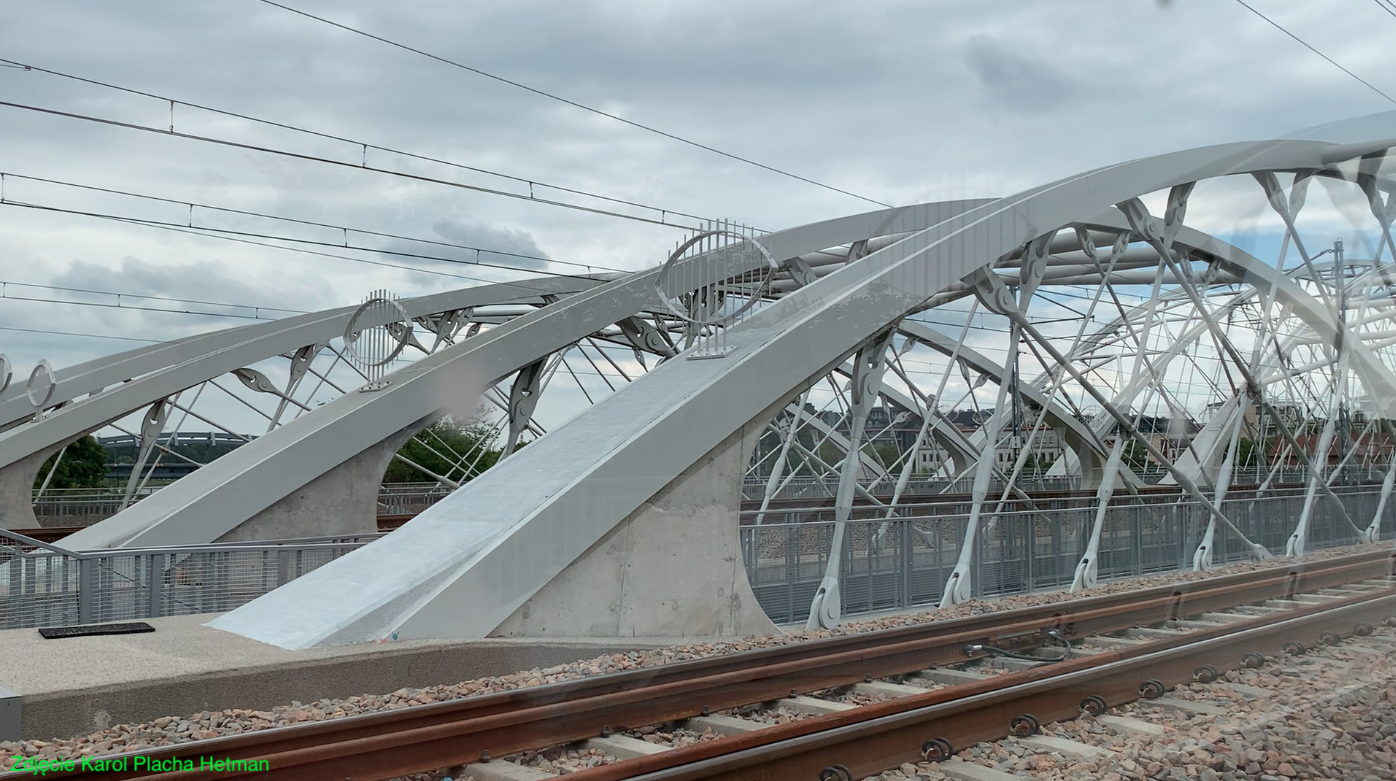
[807,328,896,629]
[0,278,605,431]
[206,136,1396,647]
[0,277,603,472]
[69,200,998,549]
[898,320,1122,486]
[1059,214,1396,476]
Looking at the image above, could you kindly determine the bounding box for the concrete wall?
[214,420,426,543]
[0,445,61,530]
[491,408,780,638]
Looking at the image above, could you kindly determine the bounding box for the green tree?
[817,441,845,470]
[383,418,502,484]
[1024,453,1056,476]
[1122,440,1151,474]
[864,441,902,470]
[34,436,108,490]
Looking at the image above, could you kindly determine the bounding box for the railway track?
[2,548,1392,781]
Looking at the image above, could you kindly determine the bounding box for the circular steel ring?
[343,296,412,369]
[818,765,853,781]
[1139,679,1166,699]
[1241,652,1265,669]
[0,353,11,394]
[1282,641,1305,656]
[26,359,55,408]
[1320,631,1342,646]
[1354,623,1373,637]
[653,229,778,327]
[1193,664,1219,683]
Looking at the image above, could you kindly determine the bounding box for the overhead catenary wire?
[0,325,159,343]
[0,199,615,297]
[0,171,626,274]
[0,57,725,229]
[1230,0,1396,105]
[0,279,306,316]
[56,206,533,286]
[0,98,705,231]
[1,289,294,322]
[252,1,892,209]
[0,279,309,322]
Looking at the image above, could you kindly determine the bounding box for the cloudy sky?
[1,0,1395,434]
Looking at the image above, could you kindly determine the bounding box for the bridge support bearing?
[490,423,778,638]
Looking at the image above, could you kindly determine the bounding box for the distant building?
[99,431,257,480]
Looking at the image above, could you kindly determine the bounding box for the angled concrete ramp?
[208,327,795,647]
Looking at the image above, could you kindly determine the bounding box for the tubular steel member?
[11,549,1392,781]
[807,328,897,629]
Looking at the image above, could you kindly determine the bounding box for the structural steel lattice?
[3,120,1396,646]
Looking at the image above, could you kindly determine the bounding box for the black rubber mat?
[38,622,156,639]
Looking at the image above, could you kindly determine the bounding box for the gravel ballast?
[862,625,1396,781]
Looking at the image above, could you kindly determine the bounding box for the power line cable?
[1231,0,1396,105]
[0,171,625,274]
[0,279,306,317]
[0,325,158,343]
[0,57,722,228]
[79,209,512,285]
[0,290,285,321]
[255,0,892,208]
[0,199,615,292]
[1,196,599,299]
[0,98,701,231]
[1373,0,1396,20]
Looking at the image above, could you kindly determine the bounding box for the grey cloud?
[49,256,330,322]
[964,34,1073,113]
[1,0,1390,381]
[431,219,550,269]
[369,217,553,291]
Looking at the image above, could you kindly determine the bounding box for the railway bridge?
[4,122,1396,649]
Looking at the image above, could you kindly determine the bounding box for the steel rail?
[4,548,1391,781]
[580,584,1396,781]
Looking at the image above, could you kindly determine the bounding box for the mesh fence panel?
[0,533,379,630]
[740,487,1395,625]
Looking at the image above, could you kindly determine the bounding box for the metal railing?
[29,484,457,527]
[740,475,1082,502]
[29,487,161,526]
[740,487,1395,625]
[9,483,1392,631]
[376,483,454,515]
[0,530,380,630]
